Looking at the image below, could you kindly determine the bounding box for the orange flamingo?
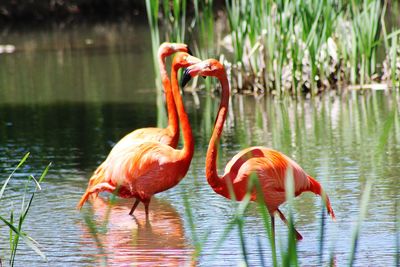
[112,42,189,151]
[181,59,336,240]
[77,52,200,217]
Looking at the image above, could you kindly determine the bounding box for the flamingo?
[112,42,190,151]
[181,59,336,240]
[77,52,200,217]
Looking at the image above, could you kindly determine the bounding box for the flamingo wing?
[223,147,311,209]
[111,127,174,153]
[101,141,183,198]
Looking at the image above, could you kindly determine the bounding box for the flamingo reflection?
[79,196,193,266]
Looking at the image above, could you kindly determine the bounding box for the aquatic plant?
[222,0,397,95]
[149,0,400,95]
[382,31,400,88]
[161,0,187,43]
[0,153,50,266]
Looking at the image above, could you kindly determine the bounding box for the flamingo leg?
[276,208,303,241]
[143,199,151,220]
[129,199,141,216]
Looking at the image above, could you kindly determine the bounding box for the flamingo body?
[78,141,189,205]
[218,146,333,216]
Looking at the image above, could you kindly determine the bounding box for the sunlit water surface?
[0,24,399,267]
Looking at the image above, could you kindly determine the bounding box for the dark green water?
[0,24,399,266]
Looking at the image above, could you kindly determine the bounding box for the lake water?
[0,23,399,266]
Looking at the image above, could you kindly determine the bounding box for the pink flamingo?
[77,52,201,217]
[181,59,336,240]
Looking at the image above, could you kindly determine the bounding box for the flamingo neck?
[171,67,194,162]
[206,74,230,196]
[159,55,179,137]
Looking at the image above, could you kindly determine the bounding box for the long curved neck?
[171,67,194,161]
[159,55,179,135]
[206,75,230,192]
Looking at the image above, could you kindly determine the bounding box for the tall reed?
[349,0,382,84]
[191,0,399,95]
[148,1,400,95]
[161,0,187,43]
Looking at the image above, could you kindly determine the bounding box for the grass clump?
[0,153,50,266]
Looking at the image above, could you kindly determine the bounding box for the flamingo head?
[181,59,225,87]
[158,42,191,58]
[172,52,202,72]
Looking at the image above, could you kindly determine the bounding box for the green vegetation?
[223,0,399,94]
[146,0,217,94]
[148,0,400,96]
[0,153,50,266]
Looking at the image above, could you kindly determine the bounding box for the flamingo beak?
[181,68,192,88]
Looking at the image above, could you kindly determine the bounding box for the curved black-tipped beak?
[187,47,193,56]
[181,68,192,88]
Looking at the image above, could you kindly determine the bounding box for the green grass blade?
[250,173,278,267]
[212,218,237,253]
[319,202,326,266]
[284,167,299,266]
[182,192,199,245]
[21,192,35,223]
[38,163,51,184]
[236,215,249,265]
[0,215,47,261]
[348,180,372,266]
[29,175,41,191]
[0,152,30,200]
[9,210,14,252]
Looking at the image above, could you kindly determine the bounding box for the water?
[0,24,399,266]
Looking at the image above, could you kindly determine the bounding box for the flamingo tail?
[76,164,106,210]
[307,176,336,221]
